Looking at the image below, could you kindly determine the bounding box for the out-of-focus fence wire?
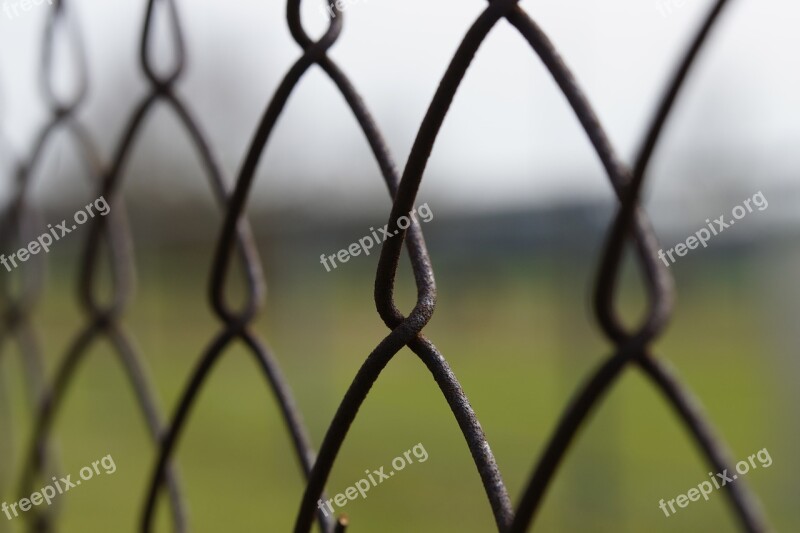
[0,0,771,531]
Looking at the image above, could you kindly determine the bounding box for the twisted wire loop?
[137,0,334,529]
[510,1,770,531]
[0,0,97,526]
[0,0,775,530]
[141,0,402,529]
[0,83,57,528]
[12,0,226,530]
[292,0,519,530]
[297,0,769,531]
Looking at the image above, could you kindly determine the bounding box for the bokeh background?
[0,0,798,531]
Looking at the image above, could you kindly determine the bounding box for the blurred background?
[0,0,798,531]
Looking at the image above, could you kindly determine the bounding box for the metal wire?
[0,0,772,531]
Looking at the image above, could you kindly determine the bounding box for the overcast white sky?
[0,0,798,218]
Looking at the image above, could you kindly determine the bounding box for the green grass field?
[0,245,796,532]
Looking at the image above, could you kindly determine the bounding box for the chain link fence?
[0,0,774,531]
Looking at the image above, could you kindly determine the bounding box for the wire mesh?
[0,0,772,531]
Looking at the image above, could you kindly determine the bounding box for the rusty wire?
[0,0,773,531]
